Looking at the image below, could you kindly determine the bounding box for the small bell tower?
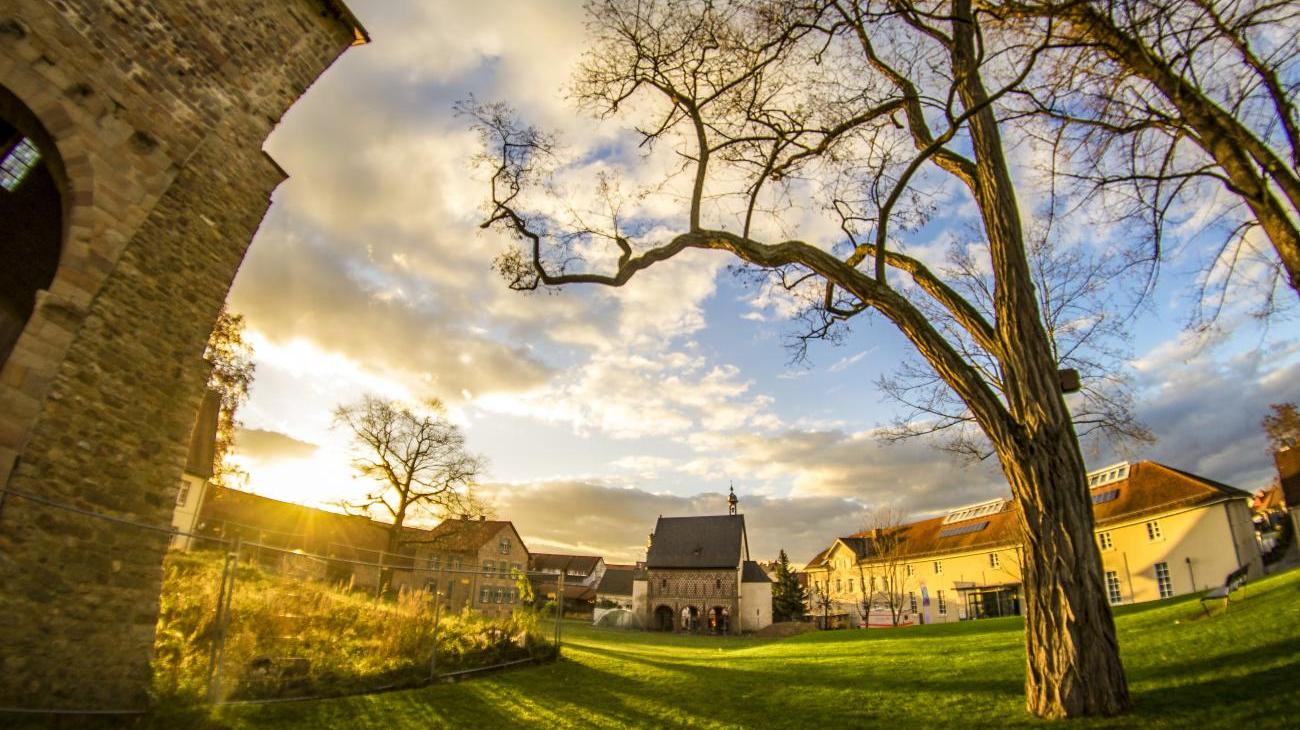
[727,482,738,515]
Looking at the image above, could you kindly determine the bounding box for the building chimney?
[478,515,486,521]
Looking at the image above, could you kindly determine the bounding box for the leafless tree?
[993,0,1300,321]
[334,395,486,556]
[856,507,913,627]
[880,228,1155,460]
[468,0,1127,717]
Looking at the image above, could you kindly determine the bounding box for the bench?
[1200,564,1250,615]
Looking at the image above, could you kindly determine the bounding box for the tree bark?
[999,428,1130,717]
[950,1,1130,716]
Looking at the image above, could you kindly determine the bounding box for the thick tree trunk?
[999,430,1130,718]
[950,1,1130,716]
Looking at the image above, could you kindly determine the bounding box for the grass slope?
[207,567,1300,728]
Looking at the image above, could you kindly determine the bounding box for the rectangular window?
[1098,532,1113,551]
[905,564,914,577]
[512,562,521,573]
[989,552,1000,569]
[429,554,441,571]
[176,483,190,507]
[483,559,494,573]
[1155,562,1174,598]
[848,579,854,593]
[1146,521,1163,542]
[1105,571,1122,605]
[937,590,947,615]
[933,561,943,575]
[480,587,490,603]
[835,578,842,593]
[426,579,438,595]
[909,592,917,613]
[499,537,511,555]
[499,561,508,577]
[494,588,503,604]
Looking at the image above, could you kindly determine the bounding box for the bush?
[151,550,554,704]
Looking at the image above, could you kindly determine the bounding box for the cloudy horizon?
[222,0,1300,566]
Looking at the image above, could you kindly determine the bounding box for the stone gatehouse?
[632,490,774,633]
[0,1,365,710]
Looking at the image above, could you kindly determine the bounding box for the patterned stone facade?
[0,1,362,710]
[643,568,740,632]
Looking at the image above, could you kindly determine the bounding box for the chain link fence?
[0,487,560,716]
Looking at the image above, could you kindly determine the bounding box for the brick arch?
[0,56,117,477]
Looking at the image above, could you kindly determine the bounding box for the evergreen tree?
[771,549,807,622]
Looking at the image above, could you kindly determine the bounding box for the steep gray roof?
[646,515,746,569]
[596,565,637,596]
[741,560,772,583]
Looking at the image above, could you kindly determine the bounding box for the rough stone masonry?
[0,0,365,711]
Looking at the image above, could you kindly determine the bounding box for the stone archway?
[0,85,65,367]
[682,605,701,632]
[654,604,675,632]
[709,605,730,634]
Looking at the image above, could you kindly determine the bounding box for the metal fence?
[0,486,561,715]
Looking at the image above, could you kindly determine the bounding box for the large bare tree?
[994,0,1300,317]
[469,0,1131,717]
[879,229,1154,459]
[334,395,485,557]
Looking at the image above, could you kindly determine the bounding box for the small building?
[805,461,1261,626]
[632,488,773,633]
[170,389,221,550]
[595,563,639,609]
[529,552,607,588]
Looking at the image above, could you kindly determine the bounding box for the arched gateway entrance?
[654,605,675,631]
[709,605,730,634]
[0,85,63,367]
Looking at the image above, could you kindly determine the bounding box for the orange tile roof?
[412,517,525,554]
[804,461,1250,565]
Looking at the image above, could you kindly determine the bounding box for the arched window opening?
[0,87,63,368]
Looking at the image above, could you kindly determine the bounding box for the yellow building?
[804,461,1261,626]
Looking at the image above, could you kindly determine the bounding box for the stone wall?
[0,0,362,711]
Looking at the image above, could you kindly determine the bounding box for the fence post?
[428,591,443,681]
[206,547,233,691]
[554,570,564,652]
[208,536,241,703]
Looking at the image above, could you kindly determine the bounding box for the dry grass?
[151,550,552,704]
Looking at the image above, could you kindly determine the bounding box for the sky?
[224,0,1300,565]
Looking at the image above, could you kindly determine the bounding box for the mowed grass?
[205,567,1300,728]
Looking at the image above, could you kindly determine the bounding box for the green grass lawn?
[196,567,1300,728]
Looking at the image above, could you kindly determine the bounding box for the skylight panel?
[1086,462,1130,489]
[938,521,990,538]
[941,498,1006,525]
[1092,489,1120,505]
